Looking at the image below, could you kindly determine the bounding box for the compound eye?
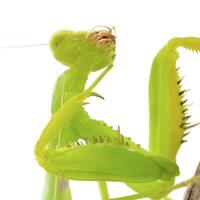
[49,30,72,53]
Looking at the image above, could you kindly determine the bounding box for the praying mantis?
[34,26,200,200]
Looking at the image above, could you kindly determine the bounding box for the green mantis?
[34,27,200,199]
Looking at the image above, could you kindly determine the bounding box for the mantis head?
[49,26,116,71]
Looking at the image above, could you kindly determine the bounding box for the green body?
[34,28,200,200]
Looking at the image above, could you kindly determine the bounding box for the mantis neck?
[63,66,90,100]
[50,66,90,115]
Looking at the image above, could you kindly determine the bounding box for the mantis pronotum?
[34,27,200,199]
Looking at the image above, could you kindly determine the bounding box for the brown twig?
[184,162,200,200]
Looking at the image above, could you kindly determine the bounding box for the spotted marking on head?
[59,178,69,193]
[86,26,116,49]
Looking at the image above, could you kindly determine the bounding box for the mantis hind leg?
[42,172,72,200]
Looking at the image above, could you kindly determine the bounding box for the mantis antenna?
[0,43,48,48]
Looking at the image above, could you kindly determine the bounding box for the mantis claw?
[82,102,90,106]
[89,91,105,100]
[77,91,104,105]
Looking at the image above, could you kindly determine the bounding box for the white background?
[0,0,200,199]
